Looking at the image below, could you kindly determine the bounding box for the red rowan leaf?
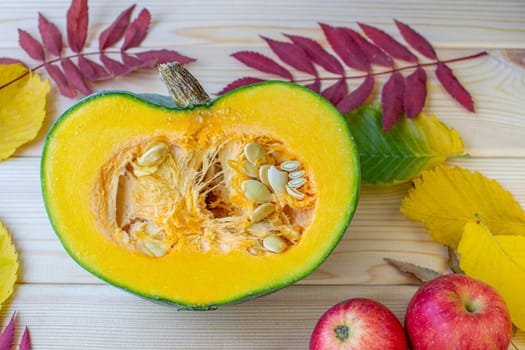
[77,55,110,81]
[134,49,196,66]
[232,51,293,80]
[358,22,418,62]
[305,78,321,93]
[435,62,474,112]
[404,66,427,117]
[67,0,89,53]
[320,23,370,71]
[98,4,136,49]
[336,74,374,113]
[342,27,394,67]
[18,29,45,61]
[100,53,129,76]
[381,71,405,130]
[38,14,63,56]
[321,78,348,105]
[121,52,145,69]
[61,57,92,95]
[395,20,437,60]
[19,327,31,350]
[0,313,16,349]
[261,36,317,76]
[121,8,151,50]
[45,63,76,97]
[285,34,344,74]
[218,77,266,95]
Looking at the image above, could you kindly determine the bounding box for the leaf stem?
[294,51,488,83]
[0,50,124,90]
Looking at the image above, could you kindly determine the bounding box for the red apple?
[405,274,512,350]
[310,297,408,350]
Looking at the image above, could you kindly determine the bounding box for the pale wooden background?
[1,0,524,348]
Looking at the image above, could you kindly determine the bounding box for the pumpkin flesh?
[42,82,359,308]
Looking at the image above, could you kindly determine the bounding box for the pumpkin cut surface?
[42,73,359,309]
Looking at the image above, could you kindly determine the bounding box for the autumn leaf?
[0,64,49,161]
[0,220,19,307]
[345,104,464,184]
[401,165,525,248]
[458,220,525,331]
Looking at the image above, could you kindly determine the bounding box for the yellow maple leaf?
[400,164,525,248]
[0,63,50,161]
[458,220,525,330]
[0,220,19,307]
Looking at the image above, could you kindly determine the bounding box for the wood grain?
[1,0,524,348]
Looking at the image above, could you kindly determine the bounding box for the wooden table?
[1,0,524,348]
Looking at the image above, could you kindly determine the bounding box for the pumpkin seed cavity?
[94,136,315,258]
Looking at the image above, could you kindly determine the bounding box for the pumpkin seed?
[244,143,266,165]
[242,160,259,178]
[288,177,307,188]
[258,164,271,187]
[137,143,168,166]
[242,179,273,203]
[250,203,276,223]
[282,227,300,242]
[288,169,305,179]
[286,185,305,200]
[262,234,287,253]
[144,222,161,235]
[268,165,288,194]
[144,240,167,257]
[132,162,159,177]
[280,160,301,172]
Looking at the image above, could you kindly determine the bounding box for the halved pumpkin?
[42,64,360,309]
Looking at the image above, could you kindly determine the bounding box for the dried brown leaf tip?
[1,0,196,98]
[222,20,487,130]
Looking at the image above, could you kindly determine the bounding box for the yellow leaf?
[0,220,19,307]
[401,165,525,248]
[0,63,50,161]
[458,220,525,330]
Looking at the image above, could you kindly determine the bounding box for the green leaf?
[344,103,464,184]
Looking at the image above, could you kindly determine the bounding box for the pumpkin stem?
[158,62,211,108]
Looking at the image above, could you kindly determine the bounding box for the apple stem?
[334,325,350,342]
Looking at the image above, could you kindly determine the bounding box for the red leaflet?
[121,8,151,50]
[232,51,293,80]
[98,4,136,49]
[134,49,196,65]
[218,77,266,95]
[435,62,474,112]
[404,66,427,117]
[67,0,89,53]
[38,13,63,56]
[336,74,374,113]
[77,55,110,81]
[285,34,344,75]
[321,78,348,105]
[100,54,129,76]
[395,20,437,60]
[121,52,145,70]
[0,58,27,67]
[320,23,370,71]
[45,63,76,98]
[0,313,16,349]
[19,327,32,350]
[381,71,405,130]
[61,57,92,95]
[358,23,418,62]
[342,28,393,67]
[261,36,317,76]
[18,29,45,61]
[305,78,321,93]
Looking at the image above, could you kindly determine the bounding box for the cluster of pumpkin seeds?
[239,142,308,254]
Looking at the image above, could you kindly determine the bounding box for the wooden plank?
[1,156,524,285]
[0,0,524,49]
[1,284,522,349]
